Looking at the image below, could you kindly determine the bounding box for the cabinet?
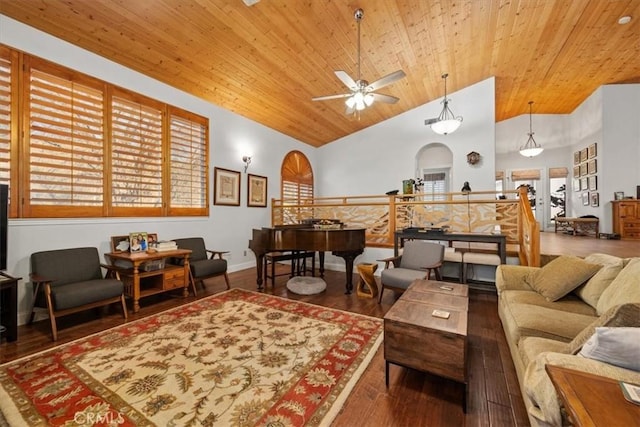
[611,200,640,239]
[105,249,191,313]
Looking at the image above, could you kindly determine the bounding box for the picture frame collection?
[573,143,598,207]
[213,167,268,208]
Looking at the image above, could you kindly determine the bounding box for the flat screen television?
[0,184,7,271]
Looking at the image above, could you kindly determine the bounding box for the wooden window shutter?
[111,89,163,214]
[0,46,14,197]
[496,171,504,180]
[168,108,208,215]
[281,151,313,221]
[549,167,568,178]
[26,61,105,217]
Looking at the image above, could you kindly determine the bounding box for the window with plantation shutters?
[281,151,314,220]
[27,63,105,216]
[0,47,13,192]
[111,92,163,213]
[169,110,208,213]
[1,44,209,218]
[422,170,448,200]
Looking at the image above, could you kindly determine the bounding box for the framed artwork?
[573,151,580,165]
[129,232,148,253]
[580,177,587,192]
[614,191,625,200]
[587,159,597,175]
[573,166,580,178]
[588,175,597,191]
[588,143,597,159]
[214,167,241,206]
[580,148,588,162]
[110,235,130,252]
[247,173,268,207]
[582,192,589,206]
[573,179,580,192]
[590,192,599,207]
[579,163,588,177]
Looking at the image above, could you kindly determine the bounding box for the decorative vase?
[402,180,414,194]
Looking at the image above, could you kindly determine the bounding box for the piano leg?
[255,253,265,290]
[333,249,364,294]
[318,252,325,277]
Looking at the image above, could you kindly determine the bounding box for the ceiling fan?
[312,8,406,114]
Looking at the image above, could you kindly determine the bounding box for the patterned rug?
[0,289,383,426]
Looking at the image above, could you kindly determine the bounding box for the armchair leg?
[188,270,198,297]
[120,294,128,319]
[45,287,58,341]
[28,282,42,325]
[223,272,231,290]
[378,286,385,304]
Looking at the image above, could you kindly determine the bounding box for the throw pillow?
[579,327,640,371]
[574,254,624,309]
[597,258,640,315]
[569,303,640,354]
[525,255,601,302]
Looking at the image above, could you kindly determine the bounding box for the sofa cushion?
[502,290,596,316]
[525,255,601,302]
[569,303,640,354]
[574,254,625,309]
[502,303,597,343]
[579,327,640,371]
[597,258,640,315]
[518,336,569,369]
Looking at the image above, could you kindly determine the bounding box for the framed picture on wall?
[214,167,241,206]
[573,166,580,178]
[587,159,597,175]
[247,174,268,207]
[582,192,589,206]
[588,175,597,191]
[573,151,581,165]
[580,177,588,192]
[588,143,597,159]
[590,192,599,207]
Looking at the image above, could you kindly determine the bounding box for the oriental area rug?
[0,289,383,426]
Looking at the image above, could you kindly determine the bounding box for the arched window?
[281,151,314,218]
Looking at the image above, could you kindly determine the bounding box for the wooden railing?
[271,187,540,266]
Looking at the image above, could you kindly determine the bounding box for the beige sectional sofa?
[495,253,640,427]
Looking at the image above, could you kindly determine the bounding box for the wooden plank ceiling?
[1,0,639,147]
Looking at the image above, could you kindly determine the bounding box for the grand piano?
[248,223,365,294]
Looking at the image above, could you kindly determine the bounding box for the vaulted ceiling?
[1,0,639,147]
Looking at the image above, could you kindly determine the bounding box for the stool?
[462,252,501,284]
[356,263,379,299]
[444,247,463,283]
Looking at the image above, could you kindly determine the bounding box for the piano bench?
[264,251,316,287]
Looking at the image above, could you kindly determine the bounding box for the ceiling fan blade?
[424,118,440,125]
[312,93,352,101]
[366,70,406,91]
[372,93,400,104]
[334,70,358,90]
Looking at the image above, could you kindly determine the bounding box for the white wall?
[1,15,316,322]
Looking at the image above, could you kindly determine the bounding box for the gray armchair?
[378,240,444,303]
[173,237,230,295]
[29,247,127,341]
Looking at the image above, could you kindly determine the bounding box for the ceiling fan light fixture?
[364,93,374,106]
[428,73,463,135]
[345,96,356,109]
[519,101,544,157]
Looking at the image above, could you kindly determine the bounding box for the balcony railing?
[272,187,540,266]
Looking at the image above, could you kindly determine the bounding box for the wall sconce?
[242,155,252,173]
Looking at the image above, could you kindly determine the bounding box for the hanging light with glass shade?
[425,73,463,135]
[519,101,544,157]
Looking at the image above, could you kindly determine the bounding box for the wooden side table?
[546,365,640,426]
[356,262,378,298]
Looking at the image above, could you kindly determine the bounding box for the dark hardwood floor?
[1,232,637,426]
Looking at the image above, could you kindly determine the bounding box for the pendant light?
[428,73,463,135]
[519,101,544,157]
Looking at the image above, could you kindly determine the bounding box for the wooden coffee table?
[384,279,469,410]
